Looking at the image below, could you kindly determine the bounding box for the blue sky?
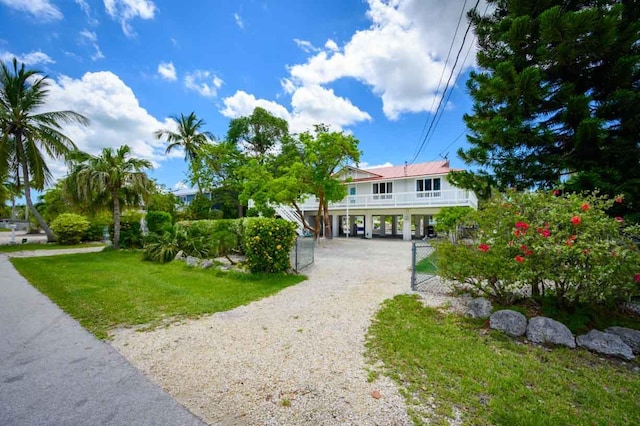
[0,0,483,191]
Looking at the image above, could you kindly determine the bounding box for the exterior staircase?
[274,204,305,235]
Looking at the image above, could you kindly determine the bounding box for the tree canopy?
[455,0,640,219]
[227,106,289,159]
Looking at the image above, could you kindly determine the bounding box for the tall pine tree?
[455,0,640,219]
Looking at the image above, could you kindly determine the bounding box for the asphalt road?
[0,255,205,426]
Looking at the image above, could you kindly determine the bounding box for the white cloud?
[0,50,54,65]
[287,0,481,120]
[157,61,176,81]
[79,30,105,61]
[324,39,339,51]
[234,13,244,29]
[42,71,178,180]
[0,0,62,21]
[293,39,319,53]
[358,161,393,169]
[76,0,99,25]
[103,0,156,37]
[221,87,371,134]
[184,70,223,98]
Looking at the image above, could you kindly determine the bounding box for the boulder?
[490,310,527,337]
[466,297,492,319]
[526,316,576,348]
[186,256,200,267]
[174,250,185,261]
[603,326,640,355]
[576,330,634,361]
[200,259,214,269]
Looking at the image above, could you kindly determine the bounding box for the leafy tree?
[146,182,179,219]
[227,106,289,160]
[456,0,640,219]
[66,145,152,249]
[0,58,89,241]
[154,112,214,192]
[241,124,360,239]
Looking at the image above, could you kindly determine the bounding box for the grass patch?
[415,251,437,274]
[0,242,104,253]
[366,294,640,425]
[11,250,305,339]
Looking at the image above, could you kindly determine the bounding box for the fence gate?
[411,241,447,293]
[291,236,315,272]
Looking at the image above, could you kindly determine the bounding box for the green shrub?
[244,218,297,273]
[50,213,90,245]
[436,191,640,307]
[434,206,473,234]
[111,210,144,249]
[145,211,172,234]
[143,226,207,263]
[85,212,112,242]
[177,219,245,256]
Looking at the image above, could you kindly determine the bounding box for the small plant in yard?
[50,213,90,245]
[436,191,640,307]
[244,218,297,273]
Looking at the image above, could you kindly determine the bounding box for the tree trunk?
[112,190,121,249]
[322,201,332,239]
[21,161,56,242]
[314,194,324,239]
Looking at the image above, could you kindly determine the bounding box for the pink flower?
[553,189,561,196]
[615,217,624,223]
[616,196,624,204]
[581,203,590,211]
[635,274,640,283]
[478,244,490,253]
[515,221,529,231]
[571,216,581,226]
[515,255,525,263]
[537,228,551,238]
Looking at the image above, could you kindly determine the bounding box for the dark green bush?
[51,213,90,245]
[145,211,172,234]
[244,218,297,273]
[110,210,143,249]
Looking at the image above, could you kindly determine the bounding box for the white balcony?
[299,189,478,211]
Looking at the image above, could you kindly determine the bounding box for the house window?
[373,182,393,200]
[416,178,441,197]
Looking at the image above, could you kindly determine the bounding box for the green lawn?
[366,295,640,426]
[0,242,104,253]
[11,251,305,339]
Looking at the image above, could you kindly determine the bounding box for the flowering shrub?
[244,218,297,273]
[51,213,90,245]
[436,191,640,307]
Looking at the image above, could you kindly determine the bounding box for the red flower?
[515,221,529,231]
[581,203,590,211]
[615,217,624,223]
[513,229,522,237]
[635,274,640,283]
[571,216,581,225]
[616,196,624,204]
[553,189,561,196]
[515,255,525,263]
[537,228,551,238]
[565,235,577,246]
[478,244,490,253]
[520,245,534,256]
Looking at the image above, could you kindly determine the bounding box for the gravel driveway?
[111,238,416,425]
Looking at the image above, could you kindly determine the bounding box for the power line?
[414,0,469,148]
[409,0,481,165]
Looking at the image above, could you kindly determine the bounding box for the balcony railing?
[299,189,478,210]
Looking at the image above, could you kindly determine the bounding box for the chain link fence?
[411,241,451,294]
[291,236,315,272]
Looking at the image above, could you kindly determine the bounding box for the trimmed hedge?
[146,211,172,234]
[244,218,297,273]
[51,213,90,245]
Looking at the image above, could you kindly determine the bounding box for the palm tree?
[68,145,152,249]
[0,58,89,241]
[154,112,213,192]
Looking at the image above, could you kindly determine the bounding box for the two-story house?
[292,160,478,240]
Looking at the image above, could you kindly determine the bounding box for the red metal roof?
[353,161,455,181]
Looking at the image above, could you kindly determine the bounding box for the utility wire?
[414,0,469,147]
[409,0,481,165]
